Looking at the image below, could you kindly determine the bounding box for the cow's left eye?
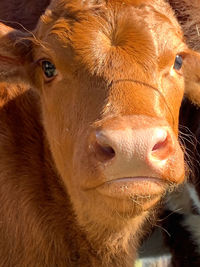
[41,60,57,80]
[173,55,183,70]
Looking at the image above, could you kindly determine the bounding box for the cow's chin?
[70,190,162,232]
[81,177,171,219]
[94,191,162,217]
[70,181,168,229]
[66,173,173,228]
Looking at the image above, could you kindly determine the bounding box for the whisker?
[178,128,200,181]
[157,208,183,222]
[153,224,171,237]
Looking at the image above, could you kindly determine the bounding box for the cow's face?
[0,0,199,227]
[30,0,186,226]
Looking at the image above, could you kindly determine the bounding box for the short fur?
[0,1,199,266]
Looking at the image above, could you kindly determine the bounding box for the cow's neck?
[68,199,150,266]
[78,216,148,267]
[59,215,146,267]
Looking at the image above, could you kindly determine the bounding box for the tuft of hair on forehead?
[39,0,181,31]
[35,0,183,79]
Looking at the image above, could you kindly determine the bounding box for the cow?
[0,0,199,266]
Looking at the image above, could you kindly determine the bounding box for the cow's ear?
[0,23,32,84]
[182,50,200,106]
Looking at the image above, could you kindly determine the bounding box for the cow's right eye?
[41,60,57,81]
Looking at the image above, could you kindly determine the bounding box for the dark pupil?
[174,55,183,70]
[42,61,56,78]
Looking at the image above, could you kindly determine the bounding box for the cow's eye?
[41,60,57,80]
[173,55,183,70]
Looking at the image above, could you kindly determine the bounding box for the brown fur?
[0,0,199,266]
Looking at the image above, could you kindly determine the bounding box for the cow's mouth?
[95,176,171,200]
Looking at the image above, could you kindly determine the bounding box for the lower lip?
[96,177,168,199]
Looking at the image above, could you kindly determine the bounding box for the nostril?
[94,130,116,162]
[150,130,173,161]
[95,142,115,161]
[152,136,168,152]
[101,145,115,156]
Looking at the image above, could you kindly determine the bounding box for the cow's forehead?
[43,0,181,31]
[35,0,183,80]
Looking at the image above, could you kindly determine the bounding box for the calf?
[0,0,199,266]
